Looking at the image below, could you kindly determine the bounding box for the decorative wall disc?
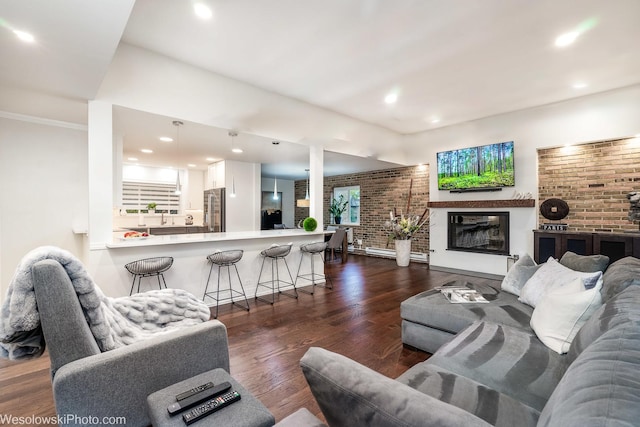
[540,198,569,221]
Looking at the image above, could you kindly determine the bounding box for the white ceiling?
[0,0,133,100]
[2,0,640,178]
[122,0,640,134]
[114,106,400,179]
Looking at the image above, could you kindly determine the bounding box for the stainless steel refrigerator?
[204,188,225,232]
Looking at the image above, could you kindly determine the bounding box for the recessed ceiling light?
[431,117,441,124]
[555,31,579,47]
[159,136,173,142]
[206,157,217,162]
[572,82,588,89]
[187,163,197,168]
[193,2,213,19]
[232,148,243,153]
[140,149,153,154]
[127,157,138,161]
[384,93,398,104]
[13,29,35,43]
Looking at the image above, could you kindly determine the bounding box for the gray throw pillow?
[559,251,609,273]
[601,256,640,301]
[501,254,541,297]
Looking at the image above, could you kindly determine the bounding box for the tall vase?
[395,239,411,267]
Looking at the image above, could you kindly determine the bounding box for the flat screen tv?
[437,141,515,191]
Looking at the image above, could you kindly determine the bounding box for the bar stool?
[203,250,250,319]
[295,241,333,294]
[255,243,297,304]
[124,256,173,295]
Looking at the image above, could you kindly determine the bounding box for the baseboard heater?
[365,247,428,262]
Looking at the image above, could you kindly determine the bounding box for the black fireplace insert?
[447,211,510,255]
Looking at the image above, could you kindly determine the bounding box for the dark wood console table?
[533,230,640,264]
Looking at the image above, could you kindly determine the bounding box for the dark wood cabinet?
[150,227,188,235]
[534,230,640,263]
[534,231,592,263]
[593,234,633,264]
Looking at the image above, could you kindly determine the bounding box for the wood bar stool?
[255,243,297,304]
[295,241,333,294]
[124,256,173,295]
[203,250,250,319]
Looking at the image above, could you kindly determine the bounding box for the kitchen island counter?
[107,229,325,248]
[90,229,329,299]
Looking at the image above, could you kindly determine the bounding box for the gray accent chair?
[32,259,230,427]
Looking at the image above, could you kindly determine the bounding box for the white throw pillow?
[530,276,603,354]
[519,257,602,307]
[501,254,541,296]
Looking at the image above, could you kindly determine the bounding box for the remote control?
[175,382,214,401]
[182,390,241,425]
[167,381,232,415]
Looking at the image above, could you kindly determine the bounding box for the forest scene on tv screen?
[437,141,515,190]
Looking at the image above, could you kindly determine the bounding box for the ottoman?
[400,281,533,353]
[147,368,275,426]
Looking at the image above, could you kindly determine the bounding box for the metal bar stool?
[295,241,333,294]
[124,256,173,295]
[255,243,297,304]
[203,250,250,319]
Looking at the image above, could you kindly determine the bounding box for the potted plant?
[383,179,429,267]
[328,194,348,224]
[146,202,157,214]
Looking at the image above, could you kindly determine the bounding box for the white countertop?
[106,229,327,248]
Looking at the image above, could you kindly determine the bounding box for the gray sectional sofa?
[300,255,640,426]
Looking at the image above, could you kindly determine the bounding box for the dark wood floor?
[0,254,500,424]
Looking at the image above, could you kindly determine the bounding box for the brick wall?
[538,137,640,233]
[295,166,430,253]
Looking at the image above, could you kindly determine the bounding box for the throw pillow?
[530,277,603,354]
[601,256,640,302]
[519,257,602,307]
[500,254,541,296]
[559,251,609,273]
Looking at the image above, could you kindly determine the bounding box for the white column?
[88,101,113,249]
[309,145,324,226]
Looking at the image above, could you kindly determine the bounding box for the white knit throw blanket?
[0,246,210,360]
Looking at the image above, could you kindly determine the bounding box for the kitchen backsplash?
[113,209,204,229]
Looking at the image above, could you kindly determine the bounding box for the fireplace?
[448,211,510,255]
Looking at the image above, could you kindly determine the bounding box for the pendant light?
[230,176,236,198]
[273,176,279,200]
[296,169,310,207]
[230,130,242,153]
[228,131,238,198]
[173,120,183,195]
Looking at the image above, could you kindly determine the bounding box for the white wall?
[97,44,404,164]
[261,177,295,228]
[226,161,261,232]
[0,117,88,302]
[405,85,640,276]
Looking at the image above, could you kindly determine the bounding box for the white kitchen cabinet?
[206,161,225,189]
